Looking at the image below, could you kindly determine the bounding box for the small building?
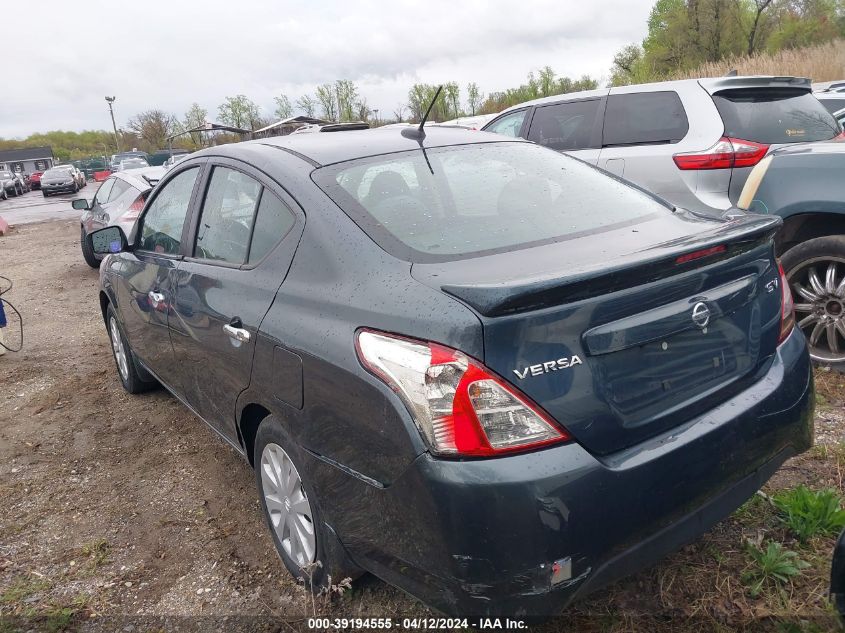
[0,146,55,175]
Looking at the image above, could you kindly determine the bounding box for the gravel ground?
[1,219,845,633]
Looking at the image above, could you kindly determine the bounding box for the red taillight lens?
[833,131,845,142]
[778,260,795,344]
[673,137,769,170]
[356,330,569,457]
[122,195,145,221]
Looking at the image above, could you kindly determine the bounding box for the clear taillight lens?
[778,260,795,344]
[356,329,569,457]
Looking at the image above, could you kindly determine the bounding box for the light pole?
[105,96,121,153]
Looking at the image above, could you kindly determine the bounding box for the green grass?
[772,486,845,542]
[741,541,810,597]
[0,577,50,607]
[80,539,110,568]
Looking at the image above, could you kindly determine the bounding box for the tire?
[80,226,100,269]
[105,304,157,394]
[42,191,48,197]
[254,417,354,588]
[781,235,845,369]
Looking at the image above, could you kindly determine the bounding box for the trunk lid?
[412,211,784,455]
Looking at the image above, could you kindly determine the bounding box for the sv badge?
[513,355,583,380]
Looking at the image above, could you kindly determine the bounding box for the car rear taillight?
[675,244,726,265]
[833,131,845,142]
[673,137,769,170]
[122,194,145,221]
[356,329,570,457]
[777,260,795,344]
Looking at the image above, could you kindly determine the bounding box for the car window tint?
[713,89,841,143]
[94,179,115,205]
[603,91,689,146]
[139,167,199,255]
[315,142,668,262]
[248,191,296,264]
[485,110,527,137]
[527,100,601,151]
[107,179,132,203]
[194,166,261,264]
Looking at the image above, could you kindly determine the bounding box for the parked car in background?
[56,165,86,189]
[483,76,842,215]
[14,172,30,193]
[737,140,845,367]
[29,171,43,190]
[814,92,845,115]
[290,121,369,134]
[149,149,189,166]
[162,153,190,170]
[0,171,23,198]
[86,127,812,618]
[436,113,497,129]
[41,166,81,196]
[110,151,150,172]
[835,108,845,128]
[73,166,165,268]
[117,158,150,171]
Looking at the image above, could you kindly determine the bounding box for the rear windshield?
[313,142,667,262]
[713,88,841,143]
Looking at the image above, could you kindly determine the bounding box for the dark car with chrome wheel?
[738,141,845,368]
[86,127,812,618]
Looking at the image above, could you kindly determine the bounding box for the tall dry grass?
[673,39,845,81]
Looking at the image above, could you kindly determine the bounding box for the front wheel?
[782,236,845,368]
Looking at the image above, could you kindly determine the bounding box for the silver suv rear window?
[713,88,840,144]
[313,142,668,263]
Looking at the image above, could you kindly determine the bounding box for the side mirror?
[90,226,129,255]
[71,199,90,211]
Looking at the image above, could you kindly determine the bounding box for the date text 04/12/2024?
[306,618,529,629]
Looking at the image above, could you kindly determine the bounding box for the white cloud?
[0,0,652,137]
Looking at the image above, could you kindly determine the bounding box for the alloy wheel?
[109,316,130,381]
[260,442,316,568]
[788,257,845,363]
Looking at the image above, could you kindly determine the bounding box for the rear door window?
[247,191,296,264]
[527,99,601,150]
[194,167,261,265]
[484,110,527,138]
[93,179,115,205]
[713,88,841,143]
[603,91,689,146]
[107,179,133,203]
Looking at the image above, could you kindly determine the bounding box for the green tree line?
[610,0,845,85]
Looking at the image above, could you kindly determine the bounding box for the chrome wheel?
[109,316,129,381]
[260,443,316,567]
[788,257,845,363]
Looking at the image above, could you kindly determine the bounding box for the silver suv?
[483,76,842,214]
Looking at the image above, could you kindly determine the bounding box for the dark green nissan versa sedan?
[88,125,814,617]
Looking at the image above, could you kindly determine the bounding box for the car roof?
[225,126,524,167]
[490,75,811,119]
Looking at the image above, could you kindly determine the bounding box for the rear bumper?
[317,328,813,617]
[42,184,75,194]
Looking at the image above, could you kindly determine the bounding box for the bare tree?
[393,103,407,121]
[746,0,774,55]
[183,103,207,147]
[274,94,293,120]
[315,84,337,121]
[296,95,318,117]
[466,83,483,115]
[127,109,180,151]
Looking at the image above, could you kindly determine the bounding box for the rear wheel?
[80,226,100,268]
[105,305,157,393]
[254,417,355,588]
[782,236,845,368]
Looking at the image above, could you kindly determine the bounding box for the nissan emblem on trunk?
[692,302,711,328]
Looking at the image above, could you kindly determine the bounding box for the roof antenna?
[402,85,443,141]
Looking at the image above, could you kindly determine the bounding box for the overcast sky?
[0,0,654,138]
